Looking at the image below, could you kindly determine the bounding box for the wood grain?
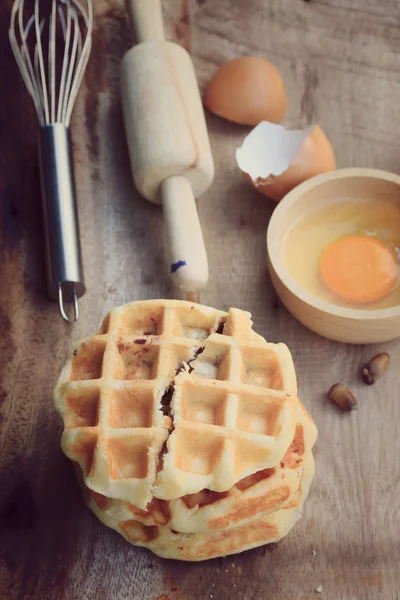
[1,0,400,599]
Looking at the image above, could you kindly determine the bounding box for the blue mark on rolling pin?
[171,260,187,273]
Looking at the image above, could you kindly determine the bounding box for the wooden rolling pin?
[121,0,215,300]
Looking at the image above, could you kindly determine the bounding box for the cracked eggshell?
[236,122,336,202]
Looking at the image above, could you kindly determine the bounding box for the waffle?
[81,399,317,533]
[85,453,315,561]
[54,300,298,509]
[155,327,297,498]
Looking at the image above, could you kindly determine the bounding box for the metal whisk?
[9,0,93,322]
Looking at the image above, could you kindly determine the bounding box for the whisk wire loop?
[9,0,93,127]
[58,2,72,123]
[35,0,50,125]
[49,0,57,123]
[64,0,93,125]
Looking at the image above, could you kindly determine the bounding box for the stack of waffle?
[54,300,317,561]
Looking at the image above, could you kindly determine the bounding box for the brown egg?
[237,124,336,202]
[204,56,287,126]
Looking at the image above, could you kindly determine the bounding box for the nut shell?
[328,383,357,412]
[361,353,390,385]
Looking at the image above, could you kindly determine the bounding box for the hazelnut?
[361,353,390,385]
[328,383,357,412]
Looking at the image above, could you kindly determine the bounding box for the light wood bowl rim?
[267,167,400,322]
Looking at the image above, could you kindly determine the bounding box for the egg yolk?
[320,235,397,304]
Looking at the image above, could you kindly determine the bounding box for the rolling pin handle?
[161,176,209,299]
[127,0,165,43]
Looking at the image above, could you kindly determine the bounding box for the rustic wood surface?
[1,0,400,598]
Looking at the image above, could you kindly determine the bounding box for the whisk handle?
[38,124,86,316]
[128,0,165,43]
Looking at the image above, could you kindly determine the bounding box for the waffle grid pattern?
[83,400,317,533]
[155,307,298,498]
[55,300,298,509]
[56,301,225,508]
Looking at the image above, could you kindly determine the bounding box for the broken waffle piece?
[54,299,318,560]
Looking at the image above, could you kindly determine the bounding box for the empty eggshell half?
[204,56,287,126]
[236,122,336,202]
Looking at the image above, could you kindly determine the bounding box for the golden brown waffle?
[81,399,316,533]
[54,300,299,509]
[155,315,298,498]
[85,453,315,561]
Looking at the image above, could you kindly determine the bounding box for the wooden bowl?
[267,168,400,344]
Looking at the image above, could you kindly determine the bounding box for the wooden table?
[1,1,400,598]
